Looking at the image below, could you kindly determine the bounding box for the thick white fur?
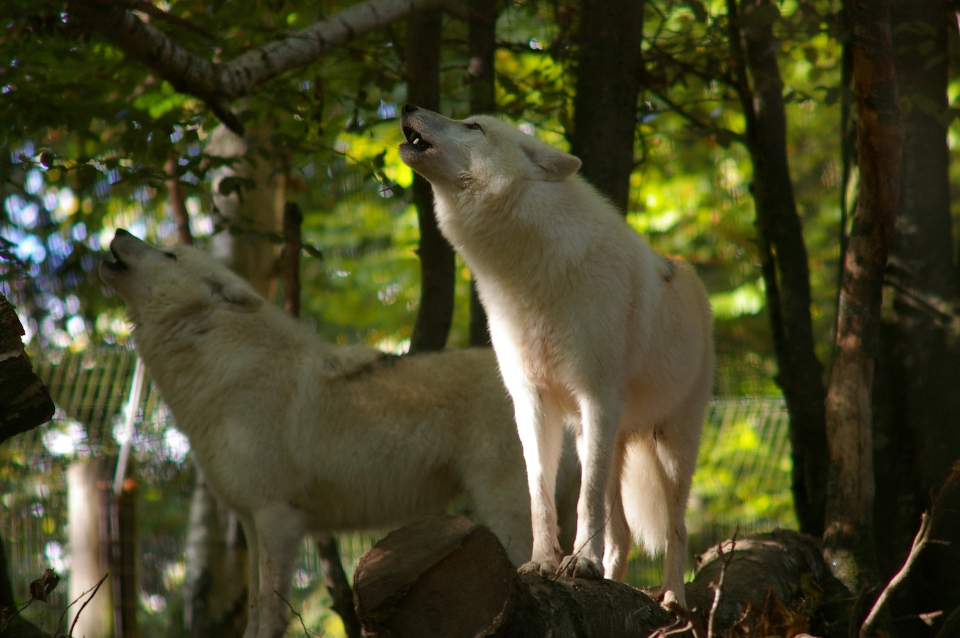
[99,232,580,638]
[399,107,715,604]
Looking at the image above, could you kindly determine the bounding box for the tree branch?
[859,464,960,638]
[66,0,449,133]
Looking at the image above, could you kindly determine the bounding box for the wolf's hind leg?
[603,474,631,581]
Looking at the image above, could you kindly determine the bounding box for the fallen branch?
[65,573,108,638]
[859,463,960,638]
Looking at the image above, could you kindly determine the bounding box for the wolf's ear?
[520,136,581,182]
[205,278,263,312]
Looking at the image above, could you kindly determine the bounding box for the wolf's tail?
[619,436,672,554]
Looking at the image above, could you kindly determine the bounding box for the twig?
[859,463,960,638]
[275,590,324,637]
[66,573,109,638]
[646,616,697,638]
[550,507,615,582]
[707,527,739,638]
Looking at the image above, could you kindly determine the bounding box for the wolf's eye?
[163,252,177,261]
[465,122,483,131]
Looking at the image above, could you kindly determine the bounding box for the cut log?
[354,516,852,638]
[0,293,56,444]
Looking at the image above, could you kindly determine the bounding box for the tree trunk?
[110,472,137,638]
[207,122,286,301]
[872,0,960,631]
[569,0,644,214]
[67,458,114,638]
[354,516,850,638]
[165,151,195,246]
[822,0,902,598]
[466,0,496,347]
[727,0,828,538]
[181,121,289,637]
[279,204,362,638]
[0,296,56,637]
[0,534,47,637]
[0,294,56,445]
[407,9,456,352]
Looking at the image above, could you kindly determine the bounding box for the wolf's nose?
[402,104,419,115]
[115,229,131,237]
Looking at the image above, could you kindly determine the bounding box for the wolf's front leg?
[252,507,307,638]
[510,386,565,576]
[561,393,621,579]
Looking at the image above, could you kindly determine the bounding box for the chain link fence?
[3,348,795,635]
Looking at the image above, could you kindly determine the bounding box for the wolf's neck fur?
[432,174,621,292]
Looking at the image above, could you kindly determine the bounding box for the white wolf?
[99,230,579,638]
[398,105,714,605]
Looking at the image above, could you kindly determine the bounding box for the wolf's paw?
[646,586,687,611]
[518,560,559,577]
[558,554,604,579]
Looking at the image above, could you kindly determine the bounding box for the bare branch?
[859,464,960,638]
[66,0,450,132]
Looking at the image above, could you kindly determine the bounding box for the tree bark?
[165,151,194,246]
[569,0,644,214]
[279,204,362,638]
[0,535,47,637]
[466,0,496,347]
[872,0,960,630]
[822,0,902,597]
[0,296,55,637]
[354,516,850,638]
[0,294,56,445]
[66,0,449,132]
[727,0,828,538]
[207,122,286,301]
[407,9,456,353]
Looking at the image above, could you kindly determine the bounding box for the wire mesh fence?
[3,348,795,635]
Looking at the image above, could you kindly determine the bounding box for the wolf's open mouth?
[402,126,432,151]
[103,247,129,272]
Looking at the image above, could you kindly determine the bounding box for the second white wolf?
[99,230,578,638]
[399,105,715,605]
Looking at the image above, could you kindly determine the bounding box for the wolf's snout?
[115,228,132,238]
[402,104,419,115]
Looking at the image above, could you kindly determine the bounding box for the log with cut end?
[353,516,851,638]
[0,293,55,444]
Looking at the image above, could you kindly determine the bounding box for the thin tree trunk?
[569,0,644,214]
[68,458,114,638]
[872,0,960,629]
[823,0,902,598]
[207,122,286,301]
[165,151,194,246]
[729,0,828,537]
[110,474,137,638]
[407,9,455,353]
[466,0,496,347]
[280,203,362,638]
